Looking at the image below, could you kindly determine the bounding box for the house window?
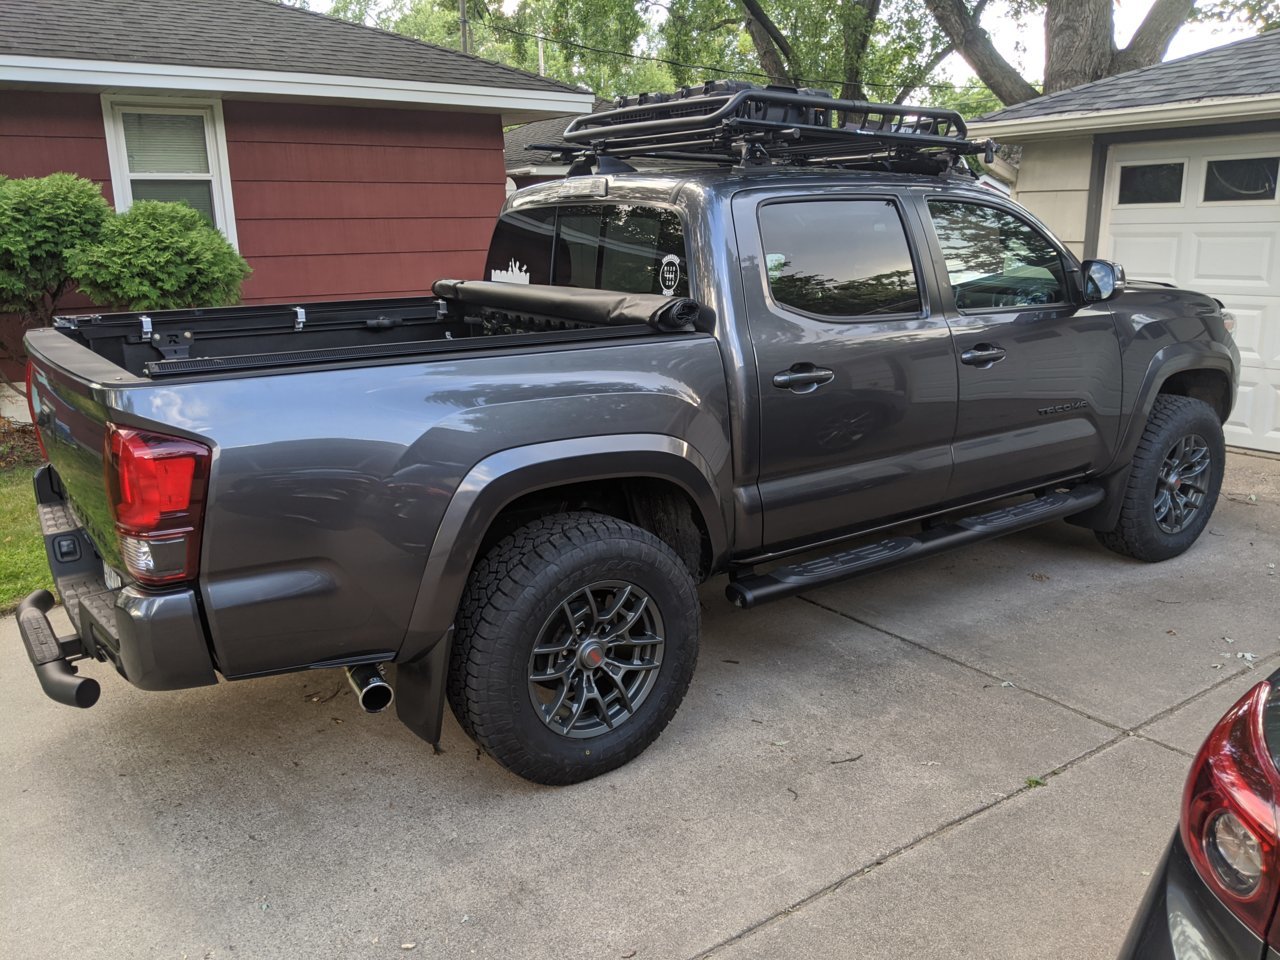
[1204,157,1279,203]
[102,97,237,247]
[1117,162,1184,205]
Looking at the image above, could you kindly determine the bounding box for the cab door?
[917,195,1124,502]
[734,192,958,552]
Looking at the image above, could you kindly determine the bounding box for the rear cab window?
[485,203,689,297]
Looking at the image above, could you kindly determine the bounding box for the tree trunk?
[1110,0,1194,75]
[922,0,1040,105]
[1043,0,1114,93]
[839,0,881,103]
[742,14,793,85]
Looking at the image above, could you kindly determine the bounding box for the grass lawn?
[1,417,48,614]
[0,466,46,613]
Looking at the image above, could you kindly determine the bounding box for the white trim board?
[1,54,594,124]
[969,94,1280,142]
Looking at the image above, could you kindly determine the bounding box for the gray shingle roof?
[979,28,1280,123]
[0,0,578,94]
[505,101,611,168]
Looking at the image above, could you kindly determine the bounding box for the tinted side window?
[485,207,555,284]
[928,201,1067,310]
[758,200,922,318]
[553,205,688,296]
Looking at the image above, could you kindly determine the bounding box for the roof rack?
[556,80,994,174]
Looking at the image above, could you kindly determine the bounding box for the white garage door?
[1101,135,1280,452]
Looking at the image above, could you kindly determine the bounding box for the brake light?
[24,361,48,460]
[1181,681,1280,941]
[103,425,210,586]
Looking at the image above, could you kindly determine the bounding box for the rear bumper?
[18,465,217,705]
[1118,831,1266,960]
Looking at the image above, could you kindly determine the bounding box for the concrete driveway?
[3,453,1278,960]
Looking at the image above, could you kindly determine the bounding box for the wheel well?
[1158,369,1231,422]
[477,477,713,581]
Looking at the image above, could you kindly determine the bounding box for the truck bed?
[51,282,699,380]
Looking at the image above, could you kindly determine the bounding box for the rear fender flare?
[399,434,727,664]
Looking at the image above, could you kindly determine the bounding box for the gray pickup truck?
[19,86,1239,784]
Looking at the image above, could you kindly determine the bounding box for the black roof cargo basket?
[558,80,993,174]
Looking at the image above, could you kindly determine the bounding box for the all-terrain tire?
[447,511,699,785]
[1096,395,1225,562]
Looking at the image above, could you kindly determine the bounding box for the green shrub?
[0,172,111,324]
[69,201,250,311]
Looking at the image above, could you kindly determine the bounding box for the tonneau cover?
[432,280,702,332]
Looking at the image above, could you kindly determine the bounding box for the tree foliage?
[0,173,111,325]
[68,202,251,312]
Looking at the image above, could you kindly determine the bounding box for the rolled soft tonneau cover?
[432,280,701,332]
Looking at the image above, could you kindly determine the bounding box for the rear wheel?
[447,511,699,785]
[1096,395,1225,562]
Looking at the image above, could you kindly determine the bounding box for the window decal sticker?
[490,259,531,284]
[659,254,682,295]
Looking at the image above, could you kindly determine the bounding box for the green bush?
[69,201,250,311]
[0,172,111,324]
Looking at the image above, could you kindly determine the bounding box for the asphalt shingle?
[0,0,579,94]
[979,28,1280,122]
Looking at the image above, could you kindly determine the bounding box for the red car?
[1121,672,1280,958]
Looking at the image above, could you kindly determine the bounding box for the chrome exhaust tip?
[346,663,394,713]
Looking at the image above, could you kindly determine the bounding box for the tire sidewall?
[1127,400,1225,560]
[482,529,699,776]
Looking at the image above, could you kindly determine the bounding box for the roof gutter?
[969,93,1280,142]
[0,54,595,124]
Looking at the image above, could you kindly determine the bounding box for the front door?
[734,193,958,552]
[919,196,1124,502]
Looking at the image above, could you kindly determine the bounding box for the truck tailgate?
[26,342,124,572]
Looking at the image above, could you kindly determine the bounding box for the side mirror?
[1083,259,1126,302]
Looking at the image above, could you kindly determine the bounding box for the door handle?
[960,344,1006,368]
[772,364,835,393]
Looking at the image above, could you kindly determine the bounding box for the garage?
[1102,137,1280,452]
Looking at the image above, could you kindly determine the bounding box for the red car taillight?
[1181,680,1280,942]
[103,425,211,586]
[25,361,48,460]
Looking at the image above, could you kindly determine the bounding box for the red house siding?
[0,93,510,379]
[0,91,114,203]
[221,101,507,303]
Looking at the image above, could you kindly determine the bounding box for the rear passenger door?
[920,197,1123,502]
[734,193,958,551]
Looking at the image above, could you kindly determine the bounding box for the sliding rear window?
[485,204,689,297]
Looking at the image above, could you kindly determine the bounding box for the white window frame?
[101,94,238,249]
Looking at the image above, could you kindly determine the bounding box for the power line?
[480,19,963,95]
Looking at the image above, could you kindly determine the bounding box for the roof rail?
[558,80,994,173]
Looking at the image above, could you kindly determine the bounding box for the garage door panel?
[1110,230,1180,283]
[1192,232,1277,291]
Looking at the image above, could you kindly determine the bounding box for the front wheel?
[1096,395,1225,562]
[447,511,700,785]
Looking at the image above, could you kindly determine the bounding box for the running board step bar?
[725,484,1105,609]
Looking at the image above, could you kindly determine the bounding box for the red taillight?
[25,361,48,460]
[1181,681,1280,941]
[104,425,210,586]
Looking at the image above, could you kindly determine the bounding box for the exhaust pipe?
[346,663,394,713]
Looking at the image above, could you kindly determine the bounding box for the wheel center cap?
[578,641,606,670]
